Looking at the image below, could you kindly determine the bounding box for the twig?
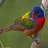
[30,32,40,48]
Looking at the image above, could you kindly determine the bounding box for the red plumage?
[24,17,45,36]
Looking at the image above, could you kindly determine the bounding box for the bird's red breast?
[35,17,45,33]
[24,17,45,36]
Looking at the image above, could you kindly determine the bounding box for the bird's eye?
[34,11,40,14]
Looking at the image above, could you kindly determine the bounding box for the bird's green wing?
[12,17,35,30]
[22,18,35,29]
[12,12,35,30]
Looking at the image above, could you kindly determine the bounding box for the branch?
[30,32,40,48]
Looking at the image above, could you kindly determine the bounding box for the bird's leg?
[33,33,40,43]
[30,36,34,40]
[30,35,35,42]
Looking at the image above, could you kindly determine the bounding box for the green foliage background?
[0,0,48,48]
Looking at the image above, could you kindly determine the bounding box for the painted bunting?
[0,6,45,37]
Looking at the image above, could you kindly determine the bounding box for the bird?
[0,6,45,38]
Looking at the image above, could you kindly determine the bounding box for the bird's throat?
[32,14,36,19]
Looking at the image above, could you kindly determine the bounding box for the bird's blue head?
[30,6,45,18]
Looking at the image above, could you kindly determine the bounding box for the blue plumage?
[30,6,44,18]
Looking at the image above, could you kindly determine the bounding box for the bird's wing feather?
[13,17,36,30]
[22,18,35,29]
[21,12,30,19]
[12,11,37,30]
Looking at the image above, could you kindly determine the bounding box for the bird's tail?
[0,18,25,34]
[0,24,24,34]
[0,24,21,34]
[0,25,14,34]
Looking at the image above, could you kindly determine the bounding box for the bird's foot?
[30,36,34,42]
[33,39,40,44]
[30,36,40,44]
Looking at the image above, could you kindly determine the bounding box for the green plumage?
[14,14,34,29]
[14,17,34,29]
[22,18,34,29]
